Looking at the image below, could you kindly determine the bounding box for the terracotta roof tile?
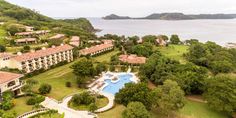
[119,54,146,64]
[0,71,23,84]
[12,44,73,62]
[80,43,113,55]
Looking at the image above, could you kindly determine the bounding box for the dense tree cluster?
[71,92,95,106]
[203,75,236,114]
[115,83,155,110]
[122,102,150,118]
[131,43,153,57]
[185,41,236,74]
[139,52,208,94]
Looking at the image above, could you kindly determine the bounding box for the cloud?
[6,0,236,17]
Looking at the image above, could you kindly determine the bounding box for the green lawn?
[69,97,109,111]
[0,26,7,45]
[155,44,189,63]
[6,44,48,53]
[30,113,64,118]
[179,100,229,118]
[98,100,228,118]
[93,49,120,63]
[7,96,33,116]
[29,61,84,100]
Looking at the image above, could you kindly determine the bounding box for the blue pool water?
[102,74,133,95]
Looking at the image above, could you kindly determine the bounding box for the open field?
[98,99,228,118]
[155,44,189,63]
[28,61,84,100]
[7,96,32,116]
[179,100,229,118]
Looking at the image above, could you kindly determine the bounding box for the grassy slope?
[7,96,32,116]
[6,44,48,53]
[28,50,120,100]
[98,100,228,118]
[179,100,228,118]
[29,61,84,100]
[93,49,120,63]
[0,26,7,45]
[155,44,189,63]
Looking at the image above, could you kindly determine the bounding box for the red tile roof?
[119,54,146,64]
[49,34,65,40]
[69,36,80,46]
[15,30,50,36]
[70,36,80,41]
[0,71,23,84]
[12,44,73,62]
[0,53,14,59]
[15,38,36,43]
[80,43,114,55]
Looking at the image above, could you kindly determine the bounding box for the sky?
[6,0,236,18]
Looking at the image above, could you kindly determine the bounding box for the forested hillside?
[0,0,95,40]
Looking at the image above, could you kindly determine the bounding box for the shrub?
[65,82,72,87]
[71,92,95,105]
[26,95,45,105]
[38,84,52,94]
[1,100,14,110]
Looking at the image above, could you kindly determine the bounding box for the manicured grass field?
[155,44,189,63]
[93,49,120,63]
[68,97,109,111]
[28,61,84,100]
[98,100,228,118]
[98,104,126,118]
[7,96,32,116]
[179,100,229,118]
[30,113,64,118]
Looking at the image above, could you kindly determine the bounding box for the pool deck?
[88,71,139,112]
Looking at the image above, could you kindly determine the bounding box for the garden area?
[155,44,189,63]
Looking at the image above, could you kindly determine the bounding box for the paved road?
[41,97,95,118]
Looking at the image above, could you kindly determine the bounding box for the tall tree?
[122,102,150,118]
[170,34,181,44]
[153,80,185,115]
[203,75,236,115]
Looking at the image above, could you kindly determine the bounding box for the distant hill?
[103,14,131,20]
[0,0,95,38]
[103,13,236,20]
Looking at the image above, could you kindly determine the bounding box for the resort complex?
[0,44,74,73]
[0,71,24,96]
[79,42,114,56]
[0,1,235,118]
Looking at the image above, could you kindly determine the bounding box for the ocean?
[88,18,236,46]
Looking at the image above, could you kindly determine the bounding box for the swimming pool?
[102,73,134,95]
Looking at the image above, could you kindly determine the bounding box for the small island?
[103,13,236,20]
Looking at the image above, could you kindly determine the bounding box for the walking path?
[95,92,114,112]
[41,97,96,118]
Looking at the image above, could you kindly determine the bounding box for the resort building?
[15,30,50,37]
[49,34,65,40]
[101,40,113,44]
[0,44,74,73]
[0,53,15,69]
[25,26,34,32]
[79,43,114,56]
[15,38,37,45]
[119,54,146,64]
[69,36,80,47]
[156,38,167,46]
[0,71,24,96]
